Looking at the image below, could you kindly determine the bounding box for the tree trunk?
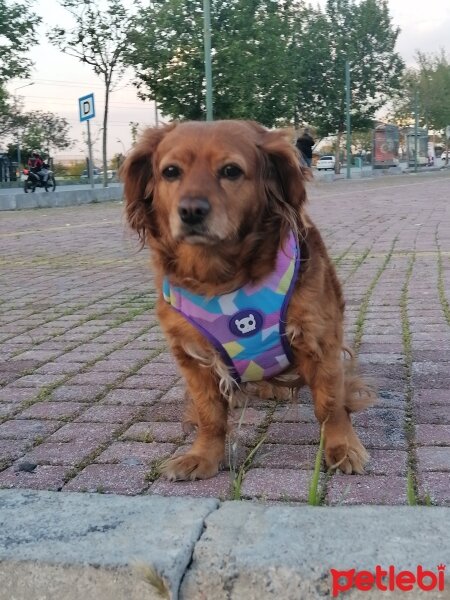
[103,76,110,188]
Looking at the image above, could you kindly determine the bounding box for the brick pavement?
[0,172,449,505]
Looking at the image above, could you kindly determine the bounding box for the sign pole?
[78,93,96,187]
[87,119,94,189]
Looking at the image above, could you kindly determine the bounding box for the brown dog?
[121,120,374,480]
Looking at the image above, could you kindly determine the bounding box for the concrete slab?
[0,186,123,210]
[181,503,450,599]
[0,489,218,600]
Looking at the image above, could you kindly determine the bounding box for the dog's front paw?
[161,453,220,481]
[324,430,369,475]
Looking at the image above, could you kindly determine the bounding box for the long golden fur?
[121,120,375,480]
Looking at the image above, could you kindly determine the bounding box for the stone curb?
[1,490,449,599]
[0,186,123,211]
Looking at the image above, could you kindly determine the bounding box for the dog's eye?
[162,165,181,180]
[220,164,243,180]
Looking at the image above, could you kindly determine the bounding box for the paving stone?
[74,405,142,424]
[50,385,105,403]
[418,472,450,505]
[87,359,140,372]
[19,442,99,466]
[137,362,180,376]
[0,419,60,441]
[417,447,450,472]
[365,449,408,476]
[0,439,31,462]
[357,425,407,450]
[0,465,68,491]
[17,402,84,420]
[414,389,450,405]
[66,372,122,386]
[120,374,178,389]
[0,404,16,419]
[95,441,176,465]
[8,374,64,388]
[48,422,119,444]
[353,407,405,428]
[241,468,313,501]
[34,362,84,375]
[150,472,232,499]
[63,464,149,495]
[142,402,185,422]
[327,475,408,505]
[157,386,186,403]
[0,388,38,405]
[253,444,318,470]
[121,422,185,443]
[272,404,316,423]
[101,388,162,405]
[414,404,450,424]
[265,423,320,445]
[416,424,450,446]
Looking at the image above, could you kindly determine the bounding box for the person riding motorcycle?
[27,150,48,183]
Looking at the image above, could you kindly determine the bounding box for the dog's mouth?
[177,225,217,245]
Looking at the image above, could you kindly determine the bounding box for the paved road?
[0,171,449,505]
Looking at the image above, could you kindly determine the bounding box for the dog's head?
[121,120,309,250]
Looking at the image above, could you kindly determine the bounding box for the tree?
[393,51,450,133]
[0,0,41,83]
[49,0,134,187]
[7,111,72,166]
[0,88,28,139]
[294,0,404,171]
[126,0,302,126]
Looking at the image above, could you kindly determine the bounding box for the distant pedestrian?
[295,129,315,167]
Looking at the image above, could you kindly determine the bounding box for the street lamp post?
[345,61,351,180]
[14,82,35,178]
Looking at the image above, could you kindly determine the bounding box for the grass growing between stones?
[308,423,325,506]
[401,253,419,505]
[135,564,170,599]
[353,237,397,353]
[231,435,266,501]
[343,248,371,285]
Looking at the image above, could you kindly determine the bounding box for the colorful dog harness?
[162,230,300,383]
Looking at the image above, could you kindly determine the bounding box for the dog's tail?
[343,347,377,413]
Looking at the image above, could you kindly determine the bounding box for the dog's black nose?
[178,197,211,225]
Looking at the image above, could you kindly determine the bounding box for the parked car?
[440,152,450,164]
[80,168,102,181]
[316,155,338,171]
[100,169,117,181]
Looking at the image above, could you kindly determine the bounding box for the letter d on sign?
[83,101,90,116]
[331,569,355,597]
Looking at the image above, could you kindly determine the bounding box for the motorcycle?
[23,164,56,193]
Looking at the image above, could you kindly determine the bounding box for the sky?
[5,0,450,164]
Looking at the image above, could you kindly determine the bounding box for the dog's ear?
[120,124,176,243]
[253,125,311,212]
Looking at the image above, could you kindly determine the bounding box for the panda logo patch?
[229,310,263,337]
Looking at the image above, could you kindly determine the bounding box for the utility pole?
[345,61,351,180]
[414,89,419,173]
[203,0,213,121]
